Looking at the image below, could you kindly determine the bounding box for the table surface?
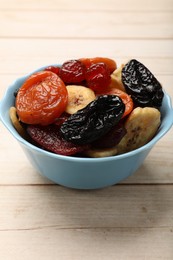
[0,0,173,259]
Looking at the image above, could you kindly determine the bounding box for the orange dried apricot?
[16,71,68,125]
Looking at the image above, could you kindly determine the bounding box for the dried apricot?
[16,71,68,125]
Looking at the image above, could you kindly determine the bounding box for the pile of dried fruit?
[10,57,164,157]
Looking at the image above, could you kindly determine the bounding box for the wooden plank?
[0,39,173,76]
[0,0,172,259]
[0,186,173,259]
[1,185,173,229]
[0,228,173,260]
[0,10,173,39]
[1,0,173,12]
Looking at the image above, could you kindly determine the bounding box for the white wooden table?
[0,0,173,259]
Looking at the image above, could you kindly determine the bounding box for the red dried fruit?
[44,66,60,75]
[85,63,111,93]
[91,121,127,148]
[59,59,86,83]
[54,113,69,126]
[27,124,88,156]
[79,57,117,73]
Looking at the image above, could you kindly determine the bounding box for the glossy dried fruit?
[16,71,68,125]
[91,121,127,148]
[27,124,88,156]
[54,112,69,126]
[79,57,117,73]
[59,59,86,83]
[44,66,60,75]
[99,88,134,118]
[85,63,111,93]
[60,95,125,145]
[122,59,164,107]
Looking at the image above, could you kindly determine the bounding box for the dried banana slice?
[112,64,124,82]
[109,64,125,92]
[84,146,118,158]
[9,107,28,140]
[117,107,161,154]
[65,85,96,114]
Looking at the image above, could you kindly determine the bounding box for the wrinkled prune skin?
[60,95,125,145]
[122,59,164,107]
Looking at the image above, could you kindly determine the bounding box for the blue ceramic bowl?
[0,68,173,189]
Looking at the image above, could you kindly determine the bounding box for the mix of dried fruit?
[10,57,164,157]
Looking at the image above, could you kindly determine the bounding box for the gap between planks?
[1,225,173,232]
[1,36,173,40]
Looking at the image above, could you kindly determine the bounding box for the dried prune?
[27,124,88,156]
[122,59,164,107]
[60,95,125,145]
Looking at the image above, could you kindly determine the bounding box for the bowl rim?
[0,65,173,163]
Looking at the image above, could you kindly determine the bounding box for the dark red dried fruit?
[44,66,60,75]
[59,59,86,83]
[53,113,70,126]
[27,124,88,156]
[91,121,127,148]
[85,62,111,93]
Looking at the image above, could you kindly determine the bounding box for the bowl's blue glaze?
[0,68,173,189]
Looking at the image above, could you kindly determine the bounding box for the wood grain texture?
[1,0,173,11]
[1,185,173,229]
[0,39,173,77]
[1,228,172,260]
[0,186,173,259]
[1,11,173,39]
[0,0,173,259]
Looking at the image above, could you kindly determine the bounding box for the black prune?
[60,95,125,145]
[122,59,164,107]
